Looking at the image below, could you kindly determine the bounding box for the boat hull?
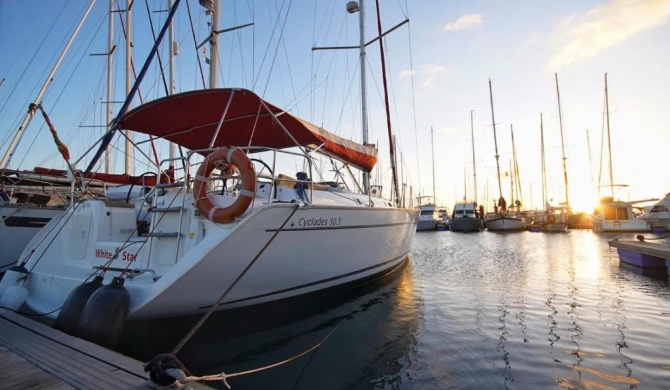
[485,216,525,232]
[22,200,418,320]
[543,223,568,232]
[592,219,650,232]
[450,218,482,232]
[0,205,63,273]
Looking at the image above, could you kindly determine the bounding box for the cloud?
[548,0,670,69]
[399,64,446,89]
[444,14,484,32]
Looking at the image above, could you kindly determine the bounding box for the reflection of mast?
[555,73,570,210]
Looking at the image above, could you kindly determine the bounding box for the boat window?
[456,210,464,215]
[604,206,629,220]
[651,205,668,213]
[466,210,475,214]
[420,210,434,216]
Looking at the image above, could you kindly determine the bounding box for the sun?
[569,185,600,213]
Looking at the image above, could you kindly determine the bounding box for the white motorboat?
[449,203,481,232]
[592,196,653,233]
[416,196,440,231]
[6,88,418,321]
[637,193,670,231]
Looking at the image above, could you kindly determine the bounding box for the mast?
[604,73,614,199]
[105,0,114,173]
[555,73,570,210]
[0,0,97,169]
[511,123,522,209]
[488,79,504,207]
[431,126,436,205]
[124,0,133,175]
[471,109,477,205]
[168,0,176,173]
[373,0,399,203]
[208,0,219,89]
[541,113,547,209]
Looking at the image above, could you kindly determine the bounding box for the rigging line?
[270,0,299,117]
[230,1,249,88]
[171,204,301,355]
[0,1,62,119]
[143,0,170,97]
[0,0,70,122]
[19,16,107,170]
[252,0,288,91]
[374,0,400,205]
[404,13,420,200]
[259,0,294,98]
[184,0,205,89]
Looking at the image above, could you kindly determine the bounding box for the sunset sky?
[1,0,668,213]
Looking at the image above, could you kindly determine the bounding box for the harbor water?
[118,230,670,389]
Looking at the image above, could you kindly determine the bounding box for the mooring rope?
[170,204,301,355]
[180,325,339,389]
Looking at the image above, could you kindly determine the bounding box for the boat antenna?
[488,79,504,208]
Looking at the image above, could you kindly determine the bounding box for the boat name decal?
[95,248,137,262]
[297,217,341,228]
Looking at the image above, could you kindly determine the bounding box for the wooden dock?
[608,239,670,271]
[0,308,212,389]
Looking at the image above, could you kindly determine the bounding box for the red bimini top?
[118,88,377,172]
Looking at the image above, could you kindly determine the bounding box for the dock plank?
[0,309,213,389]
[608,239,670,260]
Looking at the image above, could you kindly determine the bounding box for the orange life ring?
[193,147,256,223]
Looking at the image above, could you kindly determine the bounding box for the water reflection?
[116,230,670,389]
[119,260,420,389]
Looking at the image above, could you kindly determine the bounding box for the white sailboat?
[2,0,418,324]
[484,80,525,232]
[592,73,652,233]
[637,193,670,232]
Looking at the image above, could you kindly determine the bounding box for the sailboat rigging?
[484,79,525,232]
[1,0,419,341]
[592,73,655,232]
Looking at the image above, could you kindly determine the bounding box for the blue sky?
[1,0,669,212]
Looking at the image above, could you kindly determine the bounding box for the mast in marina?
[555,73,570,210]
[488,79,505,211]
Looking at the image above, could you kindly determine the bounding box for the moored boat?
[450,202,482,232]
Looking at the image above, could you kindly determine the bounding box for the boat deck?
[608,239,670,259]
[0,308,212,389]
